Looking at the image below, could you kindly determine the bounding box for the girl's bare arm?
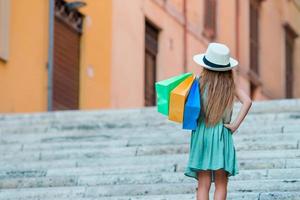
[224,87,252,133]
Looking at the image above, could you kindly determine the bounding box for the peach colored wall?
[186,0,208,74]
[110,0,207,108]
[218,0,236,53]
[259,0,285,98]
[144,1,185,77]
[0,0,48,112]
[110,0,300,108]
[110,0,144,108]
[258,0,300,99]
[235,0,251,96]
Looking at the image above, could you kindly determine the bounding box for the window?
[284,24,298,98]
[250,0,259,75]
[0,0,10,61]
[249,0,261,99]
[203,0,216,40]
[144,21,159,107]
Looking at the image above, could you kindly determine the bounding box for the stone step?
[85,192,300,200]
[0,115,299,135]
[0,130,299,161]
[0,99,299,199]
[47,163,300,178]
[0,186,85,200]
[0,179,299,199]
[0,152,299,171]
[0,113,298,132]
[0,122,299,146]
[0,132,299,155]
[0,138,299,162]
[1,191,299,200]
[1,168,300,189]
[0,107,299,133]
[61,179,300,197]
[0,139,298,161]
[0,98,299,124]
[0,159,299,180]
[2,191,300,200]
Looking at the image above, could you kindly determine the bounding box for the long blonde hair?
[199,68,235,126]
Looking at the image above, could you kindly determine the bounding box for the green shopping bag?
[155,72,192,115]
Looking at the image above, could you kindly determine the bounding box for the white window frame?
[0,0,10,61]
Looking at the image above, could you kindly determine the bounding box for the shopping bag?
[155,72,192,115]
[168,75,195,123]
[182,76,201,130]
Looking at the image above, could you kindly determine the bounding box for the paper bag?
[155,72,192,115]
[182,77,201,130]
[168,75,195,122]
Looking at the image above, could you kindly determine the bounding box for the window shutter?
[249,0,263,99]
[203,0,216,39]
[52,0,84,110]
[249,0,259,75]
[284,24,298,98]
[145,21,159,106]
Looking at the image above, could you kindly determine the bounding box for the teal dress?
[184,86,239,182]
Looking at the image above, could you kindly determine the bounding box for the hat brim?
[193,53,238,72]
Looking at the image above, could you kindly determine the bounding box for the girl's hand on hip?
[224,123,238,133]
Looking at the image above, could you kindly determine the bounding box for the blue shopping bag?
[182,76,201,130]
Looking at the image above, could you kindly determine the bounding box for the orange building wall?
[0,0,113,113]
[0,0,49,113]
[77,0,113,109]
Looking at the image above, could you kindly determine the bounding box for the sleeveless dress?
[184,84,239,182]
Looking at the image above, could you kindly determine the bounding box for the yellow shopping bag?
[168,74,195,123]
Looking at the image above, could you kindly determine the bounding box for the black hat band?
[203,56,230,68]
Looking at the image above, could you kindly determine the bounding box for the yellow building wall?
[0,0,49,113]
[0,0,113,113]
[77,0,113,109]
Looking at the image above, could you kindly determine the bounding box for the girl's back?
[200,81,233,125]
[185,42,252,200]
[184,72,239,183]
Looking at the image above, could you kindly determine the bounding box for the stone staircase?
[0,99,300,200]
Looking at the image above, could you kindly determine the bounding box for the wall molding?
[55,0,84,33]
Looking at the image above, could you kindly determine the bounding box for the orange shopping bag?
[168,74,195,123]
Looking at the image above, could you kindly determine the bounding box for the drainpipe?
[235,0,240,73]
[47,0,55,111]
[183,0,188,73]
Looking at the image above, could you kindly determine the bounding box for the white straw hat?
[193,42,238,71]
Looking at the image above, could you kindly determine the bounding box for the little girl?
[184,43,252,200]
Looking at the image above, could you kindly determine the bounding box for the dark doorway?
[144,21,159,106]
[284,24,298,98]
[53,0,83,110]
[249,0,260,99]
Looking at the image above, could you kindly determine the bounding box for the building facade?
[0,0,300,113]
[0,0,112,112]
